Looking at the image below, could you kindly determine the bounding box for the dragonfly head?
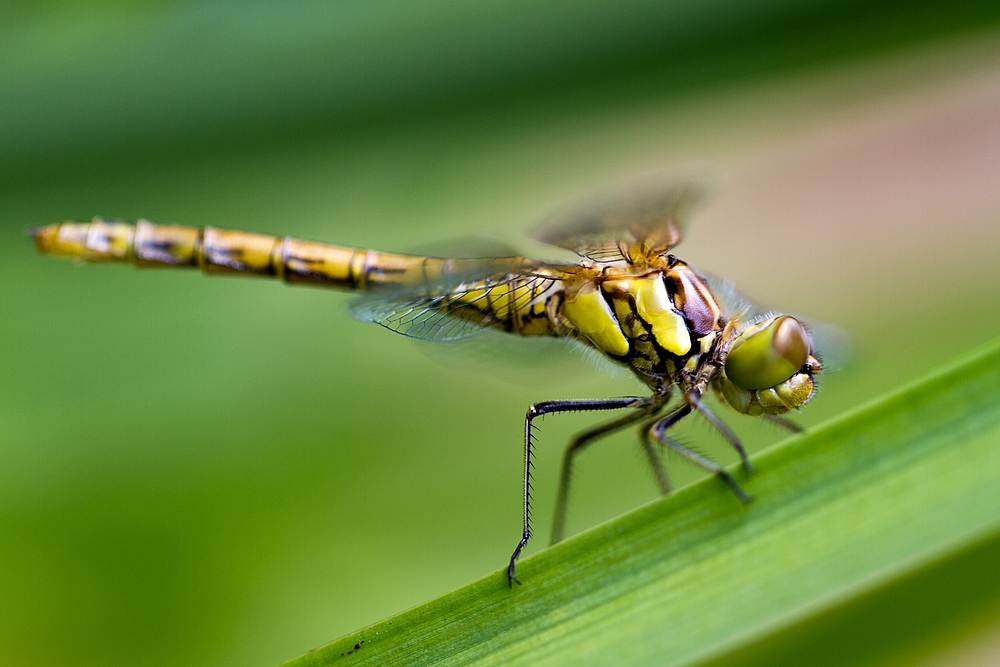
[715,315,823,415]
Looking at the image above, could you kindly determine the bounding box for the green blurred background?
[2,2,1000,666]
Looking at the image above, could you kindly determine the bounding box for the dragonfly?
[31,184,823,585]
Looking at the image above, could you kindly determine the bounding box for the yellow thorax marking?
[603,275,691,356]
[562,283,630,356]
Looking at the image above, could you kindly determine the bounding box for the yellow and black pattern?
[352,268,566,340]
[556,260,724,386]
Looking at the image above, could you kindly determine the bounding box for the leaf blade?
[282,337,1000,667]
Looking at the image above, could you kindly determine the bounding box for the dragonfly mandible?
[31,184,823,585]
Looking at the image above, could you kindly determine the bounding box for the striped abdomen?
[33,218,513,291]
[32,218,564,338]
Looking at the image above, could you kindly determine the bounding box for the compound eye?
[725,316,811,390]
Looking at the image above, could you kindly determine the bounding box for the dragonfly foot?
[508,538,527,587]
[718,470,753,504]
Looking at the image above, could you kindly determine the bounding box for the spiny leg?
[508,397,649,587]
[650,416,753,503]
[638,416,672,496]
[550,404,664,546]
[656,402,692,431]
[634,403,694,500]
[765,414,804,434]
[687,391,753,474]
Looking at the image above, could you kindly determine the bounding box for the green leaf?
[281,336,1000,666]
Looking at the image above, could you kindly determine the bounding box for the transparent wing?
[418,328,620,388]
[351,292,490,340]
[402,236,521,260]
[697,270,770,323]
[350,262,567,341]
[531,181,704,262]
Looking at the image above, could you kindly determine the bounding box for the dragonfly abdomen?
[31,218,452,291]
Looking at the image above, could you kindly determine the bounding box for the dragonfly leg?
[688,391,753,474]
[549,404,664,546]
[650,416,753,504]
[508,396,649,587]
[765,414,804,434]
[638,417,672,495]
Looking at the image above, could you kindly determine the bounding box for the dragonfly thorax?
[561,258,724,392]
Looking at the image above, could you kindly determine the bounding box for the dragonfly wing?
[697,270,770,323]
[350,264,566,341]
[351,292,491,340]
[402,236,521,260]
[531,181,704,262]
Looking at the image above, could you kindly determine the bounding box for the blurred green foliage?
[2,2,1000,667]
[4,0,1000,187]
